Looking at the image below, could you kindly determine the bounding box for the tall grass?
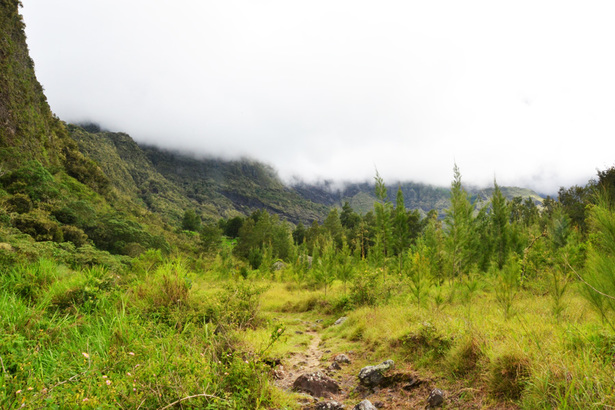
[0,258,285,408]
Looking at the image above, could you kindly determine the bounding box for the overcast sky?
[20,1,615,194]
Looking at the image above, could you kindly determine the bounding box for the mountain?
[68,124,544,225]
[0,0,544,262]
[291,180,543,217]
[67,124,331,225]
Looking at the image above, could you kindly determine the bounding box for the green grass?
[254,274,615,409]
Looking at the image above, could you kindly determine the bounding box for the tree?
[577,193,615,327]
[323,208,344,249]
[182,209,201,232]
[336,241,354,294]
[340,201,361,251]
[292,222,307,245]
[373,170,393,275]
[558,185,590,233]
[200,222,222,254]
[393,186,410,272]
[444,164,475,279]
[221,216,244,238]
[491,181,510,269]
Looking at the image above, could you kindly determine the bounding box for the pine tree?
[444,164,475,279]
[491,180,510,269]
[373,170,393,276]
[393,186,410,273]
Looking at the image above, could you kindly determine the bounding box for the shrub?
[13,210,63,242]
[60,224,88,247]
[0,160,59,202]
[447,334,484,377]
[214,281,267,331]
[6,193,32,213]
[488,351,531,400]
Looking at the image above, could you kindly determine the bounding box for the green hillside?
[292,180,543,217]
[6,3,615,409]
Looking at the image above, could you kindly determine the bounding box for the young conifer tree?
[374,170,393,277]
[444,164,475,280]
[491,180,510,269]
[393,186,410,273]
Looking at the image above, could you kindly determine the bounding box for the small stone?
[334,354,351,364]
[272,368,286,380]
[295,330,304,335]
[315,401,345,409]
[427,388,444,408]
[353,399,377,410]
[327,362,341,371]
[334,316,348,326]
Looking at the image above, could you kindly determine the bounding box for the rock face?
[352,400,377,410]
[358,360,395,388]
[293,371,340,398]
[427,388,444,408]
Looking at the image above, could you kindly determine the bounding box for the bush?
[488,351,531,400]
[60,225,88,247]
[0,160,59,202]
[214,281,267,331]
[447,334,484,377]
[13,210,63,242]
[6,193,32,213]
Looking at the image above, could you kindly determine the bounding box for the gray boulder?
[353,400,377,410]
[358,360,395,388]
[293,371,340,398]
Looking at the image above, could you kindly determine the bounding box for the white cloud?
[21,0,615,194]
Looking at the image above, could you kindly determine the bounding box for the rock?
[293,371,340,398]
[358,360,395,388]
[402,375,422,390]
[272,261,286,271]
[315,401,345,409]
[327,362,341,371]
[334,354,351,364]
[333,316,347,326]
[353,400,377,410]
[316,319,324,324]
[272,368,286,380]
[427,388,444,408]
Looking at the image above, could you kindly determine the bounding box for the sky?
[19,1,615,194]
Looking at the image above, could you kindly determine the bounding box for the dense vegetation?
[4,2,615,408]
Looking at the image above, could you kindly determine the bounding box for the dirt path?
[274,329,323,392]
[270,320,494,409]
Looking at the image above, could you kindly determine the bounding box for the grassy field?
[3,251,615,409]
